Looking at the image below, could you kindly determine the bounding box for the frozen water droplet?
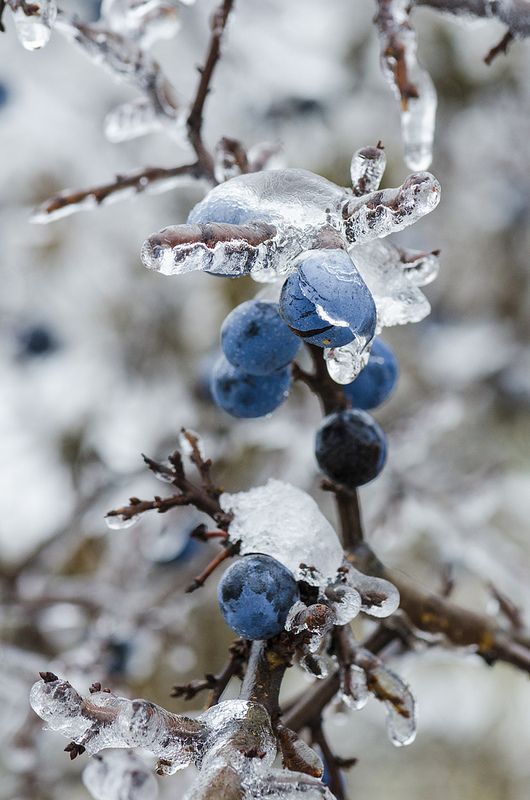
[341,665,369,710]
[13,0,57,50]
[82,750,158,800]
[220,480,344,586]
[370,663,417,746]
[106,514,140,531]
[326,583,362,625]
[324,338,371,385]
[343,564,400,618]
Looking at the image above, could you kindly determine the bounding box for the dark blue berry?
[221,300,300,375]
[343,339,398,410]
[315,409,387,487]
[279,272,354,348]
[217,554,299,640]
[17,325,58,358]
[210,354,291,418]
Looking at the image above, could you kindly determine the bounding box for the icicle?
[12,0,57,50]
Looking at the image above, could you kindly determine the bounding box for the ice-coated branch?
[31,163,203,223]
[374,0,437,170]
[342,171,441,244]
[29,673,205,773]
[350,142,387,197]
[186,0,235,180]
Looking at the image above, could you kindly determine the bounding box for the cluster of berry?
[215,336,398,641]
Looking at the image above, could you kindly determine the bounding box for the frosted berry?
[217,554,300,640]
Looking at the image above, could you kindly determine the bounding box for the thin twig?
[186,0,236,179]
[171,640,248,704]
[484,29,514,65]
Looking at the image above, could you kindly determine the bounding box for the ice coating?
[376,0,437,170]
[101,0,184,48]
[105,513,140,530]
[141,168,440,279]
[340,665,369,710]
[220,480,344,586]
[342,563,400,618]
[105,97,162,142]
[350,145,387,196]
[324,339,372,385]
[343,172,440,244]
[82,750,158,800]
[30,676,205,772]
[398,247,440,287]
[12,0,57,50]
[54,11,180,127]
[352,238,433,329]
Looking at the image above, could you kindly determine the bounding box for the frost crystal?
[12,0,57,50]
[220,480,344,586]
[82,750,158,800]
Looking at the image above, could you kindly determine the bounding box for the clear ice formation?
[30,678,335,799]
[141,158,440,382]
[141,167,440,281]
[377,0,437,170]
[100,0,191,48]
[11,0,57,50]
[82,750,158,800]
[220,479,345,587]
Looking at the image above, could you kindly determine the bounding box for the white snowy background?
[1,1,530,798]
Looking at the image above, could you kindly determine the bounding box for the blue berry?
[343,339,398,410]
[0,82,9,109]
[279,272,354,348]
[315,409,387,487]
[221,300,300,375]
[217,554,299,640]
[17,324,58,358]
[297,249,376,342]
[210,354,291,418]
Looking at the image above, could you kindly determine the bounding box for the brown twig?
[186,0,236,179]
[374,0,419,111]
[172,640,248,705]
[32,163,203,222]
[484,29,514,65]
[310,721,352,800]
[185,541,239,592]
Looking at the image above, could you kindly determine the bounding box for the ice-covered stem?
[32,163,203,223]
[310,722,355,800]
[240,639,292,721]
[186,0,236,180]
[350,545,530,673]
[350,142,386,197]
[172,640,248,705]
[374,1,419,107]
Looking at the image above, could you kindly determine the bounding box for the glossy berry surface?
[343,338,398,410]
[217,554,300,640]
[315,409,387,487]
[297,249,377,341]
[279,272,354,348]
[221,300,300,375]
[210,354,291,418]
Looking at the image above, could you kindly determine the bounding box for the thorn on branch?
[185,542,239,593]
[39,671,58,683]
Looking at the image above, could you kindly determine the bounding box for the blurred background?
[1,1,530,798]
